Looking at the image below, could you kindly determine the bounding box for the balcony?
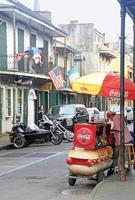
[0,54,49,76]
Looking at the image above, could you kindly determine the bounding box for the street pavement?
[0,133,11,151]
[0,133,135,199]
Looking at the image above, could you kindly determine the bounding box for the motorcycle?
[9,122,63,149]
[40,115,74,142]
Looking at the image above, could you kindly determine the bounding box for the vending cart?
[66,122,114,186]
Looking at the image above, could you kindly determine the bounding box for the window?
[5,89,11,116]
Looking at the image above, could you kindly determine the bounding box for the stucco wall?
[59,22,104,74]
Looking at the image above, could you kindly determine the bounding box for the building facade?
[0,0,72,134]
[59,21,117,75]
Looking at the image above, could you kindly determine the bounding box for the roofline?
[3,0,67,37]
[54,40,81,54]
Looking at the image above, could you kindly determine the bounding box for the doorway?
[28,89,37,127]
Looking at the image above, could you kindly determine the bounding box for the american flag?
[15,52,28,62]
[48,67,64,89]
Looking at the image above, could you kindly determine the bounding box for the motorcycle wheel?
[13,134,26,149]
[51,130,63,145]
[64,130,74,142]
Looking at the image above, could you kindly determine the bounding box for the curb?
[90,173,117,200]
[90,179,106,200]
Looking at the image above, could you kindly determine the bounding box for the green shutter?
[49,92,58,107]
[30,34,36,47]
[39,92,45,108]
[39,91,48,112]
[68,94,75,104]
[43,40,49,74]
[59,93,66,104]
[23,89,28,125]
[0,88,3,133]
[0,22,7,69]
[18,28,24,71]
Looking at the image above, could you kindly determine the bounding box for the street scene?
[0,0,135,200]
[0,141,95,200]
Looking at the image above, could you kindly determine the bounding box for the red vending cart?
[66,122,114,185]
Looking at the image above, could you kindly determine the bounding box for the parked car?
[110,106,133,122]
[47,104,89,130]
[87,107,100,122]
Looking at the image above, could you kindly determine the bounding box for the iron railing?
[0,54,48,75]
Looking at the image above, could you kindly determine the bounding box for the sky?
[19,0,133,44]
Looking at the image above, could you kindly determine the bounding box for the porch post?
[54,31,57,67]
[133,19,135,151]
[13,11,16,69]
[64,36,67,86]
[119,0,126,181]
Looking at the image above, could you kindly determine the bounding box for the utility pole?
[13,11,16,69]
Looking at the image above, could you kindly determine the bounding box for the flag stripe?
[48,67,64,89]
[49,72,61,89]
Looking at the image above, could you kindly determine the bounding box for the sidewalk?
[0,134,11,150]
[90,170,135,200]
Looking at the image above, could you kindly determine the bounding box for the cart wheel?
[97,171,104,183]
[107,168,114,177]
[13,135,26,149]
[68,177,76,186]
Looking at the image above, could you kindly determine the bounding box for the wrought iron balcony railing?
[0,54,49,76]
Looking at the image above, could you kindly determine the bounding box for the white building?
[0,0,68,134]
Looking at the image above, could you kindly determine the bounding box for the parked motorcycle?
[40,115,74,142]
[9,122,63,149]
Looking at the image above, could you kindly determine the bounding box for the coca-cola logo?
[76,127,94,146]
[109,90,128,98]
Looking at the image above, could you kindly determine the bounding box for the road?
[0,141,95,200]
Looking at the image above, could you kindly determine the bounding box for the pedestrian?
[112,113,132,146]
[107,111,133,172]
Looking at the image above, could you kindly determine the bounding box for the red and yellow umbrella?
[72,72,135,100]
